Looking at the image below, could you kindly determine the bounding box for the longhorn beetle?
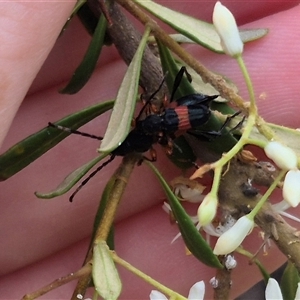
[49,66,240,201]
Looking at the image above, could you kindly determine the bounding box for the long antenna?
[48,122,103,140]
[135,72,168,121]
[69,155,116,202]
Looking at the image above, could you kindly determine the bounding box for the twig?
[22,263,91,300]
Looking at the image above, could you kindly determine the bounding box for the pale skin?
[0,1,300,299]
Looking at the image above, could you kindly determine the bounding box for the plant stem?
[249,169,286,218]
[112,252,188,300]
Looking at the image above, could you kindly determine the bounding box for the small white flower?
[197,193,218,226]
[264,141,298,170]
[188,281,205,300]
[265,278,283,300]
[283,170,300,207]
[213,215,254,255]
[212,1,243,57]
[149,281,205,300]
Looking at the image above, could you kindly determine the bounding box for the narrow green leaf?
[281,261,300,300]
[166,29,269,46]
[35,153,109,199]
[156,39,195,99]
[99,26,151,153]
[70,0,86,17]
[239,28,269,43]
[60,14,107,94]
[146,161,222,268]
[136,0,268,53]
[0,100,114,181]
[93,241,122,300]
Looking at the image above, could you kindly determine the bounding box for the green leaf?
[135,0,267,53]
[281,261,300,300]
[166,29,268,46]
[93,241,122,300]
[156,39,195,99]
[35,153,109,199]
[146,161,222,268]
[99,26,151,153]
[60,14,107,94]
[0,100,114,181]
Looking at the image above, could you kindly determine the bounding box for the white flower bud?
[197,193,218,226]
[213,215,254,255]
[212,1,243,57]
[265,278,283,300]
[283,170,300,207]
[264,141,298,170]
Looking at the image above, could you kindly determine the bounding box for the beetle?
[49,66,237,201]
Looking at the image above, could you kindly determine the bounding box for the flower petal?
[283,170,300,207]
[294,282,300,300]
[265,278,283,300]
[188,281,205,300]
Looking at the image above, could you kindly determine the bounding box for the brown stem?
[214,260,232,300]
[22,263,92,300]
